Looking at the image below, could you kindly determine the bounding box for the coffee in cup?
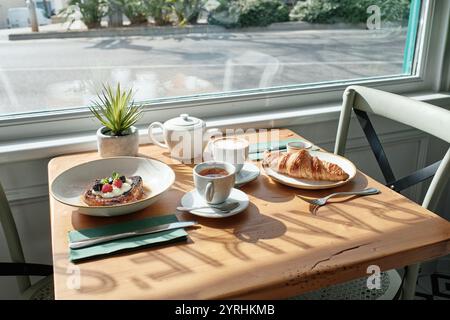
[193,161,235,204]
[198,167,229,178]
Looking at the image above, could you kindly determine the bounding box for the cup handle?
[205,182,215,203]
[148,122,168,148]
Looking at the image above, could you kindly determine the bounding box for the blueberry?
[93,183,103,192]
[120,175,126,183]
[108,177,113,184]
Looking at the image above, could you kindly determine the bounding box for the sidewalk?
[6,20,373,41]
[1,21,87,41]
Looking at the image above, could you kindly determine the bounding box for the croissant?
[263,149,349,182]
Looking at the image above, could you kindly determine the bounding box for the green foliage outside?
[67,0,107,29]
[208,0,290,28]
[115,0,150,25]
[239,0,290,27]
[171,0,205,25]
[147,0,173,26]
[207,0,241,28]
[289,0,411,24]
[64,0,411,29]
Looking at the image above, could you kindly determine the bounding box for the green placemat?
[69,214,187,262]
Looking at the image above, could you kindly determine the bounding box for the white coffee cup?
[193,161,236,204]
[210,137,249,173]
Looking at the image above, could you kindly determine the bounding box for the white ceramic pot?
[96,126,139,157]
[148,114,219,161]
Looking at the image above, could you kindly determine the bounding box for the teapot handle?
[148,122,169,149]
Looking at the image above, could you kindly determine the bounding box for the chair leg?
[401,263,420,300]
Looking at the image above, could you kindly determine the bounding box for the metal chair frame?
[335,85,450,299]
[0,181,53,297]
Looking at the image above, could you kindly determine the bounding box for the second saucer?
[235,162,260,188]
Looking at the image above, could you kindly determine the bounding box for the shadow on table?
[288,185,429,235]
[341,196,430,224]
[53,253,118,295]
[294,171,369,213]
[181,202,288,260]
[243,174,296,203]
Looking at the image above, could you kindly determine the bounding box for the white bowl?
[50,157,175,217]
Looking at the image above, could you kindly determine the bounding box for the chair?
[295,85,450,300]
[0,181,54,299]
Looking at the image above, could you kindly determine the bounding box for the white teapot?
[148,114,220,161]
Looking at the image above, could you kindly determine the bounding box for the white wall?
[0,113,449,299]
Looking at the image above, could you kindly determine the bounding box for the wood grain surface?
[48,129,450,299]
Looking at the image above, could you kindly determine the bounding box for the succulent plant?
[89,83,143,136]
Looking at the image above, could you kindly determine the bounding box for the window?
[0,0,427,119]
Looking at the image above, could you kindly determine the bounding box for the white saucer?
[181,188,249,218]
[235,162,260,187]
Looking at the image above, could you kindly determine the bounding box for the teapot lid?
[165,114,203,130]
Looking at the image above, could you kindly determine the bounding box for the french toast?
[83,174,144,206]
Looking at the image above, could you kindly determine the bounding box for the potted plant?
[90,83,143,157]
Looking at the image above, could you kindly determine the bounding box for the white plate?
[235,162,260,187]
[50,157,175,217]
[263,151,356,190]
[181,188,249,218]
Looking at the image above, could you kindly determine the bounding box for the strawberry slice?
[101,184,113,193]
[113,179,123,188]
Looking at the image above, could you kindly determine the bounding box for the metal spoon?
[177,201,240,212]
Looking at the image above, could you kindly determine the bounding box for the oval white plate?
[50,157,175,217]
[181,188,249,218]
[263,151,356,190]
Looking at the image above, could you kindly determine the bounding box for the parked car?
[6,7,51,28]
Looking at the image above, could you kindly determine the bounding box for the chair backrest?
[0,181,31,292]
[335,85,450,212]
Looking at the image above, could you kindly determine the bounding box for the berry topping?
[92,183,103,192]
[101,184,113,193]
[113,179,123,188]
[120,175,126,183]
[108,177,114,184]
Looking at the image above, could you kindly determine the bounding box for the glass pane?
[0,0,421,116]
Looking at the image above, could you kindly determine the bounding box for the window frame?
[0,0,444,143]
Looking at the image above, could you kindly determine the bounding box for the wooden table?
[48,129,450,299]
